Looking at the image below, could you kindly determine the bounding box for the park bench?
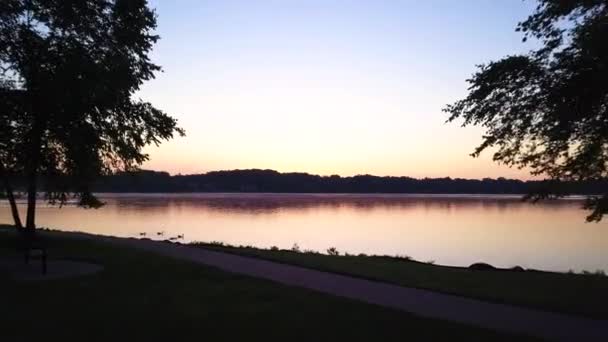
[17,229,47,275]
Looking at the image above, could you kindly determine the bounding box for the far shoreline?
[93,192,586,198]
[1,192,590,202]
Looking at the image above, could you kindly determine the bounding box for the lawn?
[0,228,533,342]
[192,242,608,319]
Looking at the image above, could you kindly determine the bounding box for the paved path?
[58,231,608,341]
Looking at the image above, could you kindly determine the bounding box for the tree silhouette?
[445,0,608,221]
[92,169,608,195]
[0,0,184,230]
[0,86,26,228]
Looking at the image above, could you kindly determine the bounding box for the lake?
[1,193,607,273]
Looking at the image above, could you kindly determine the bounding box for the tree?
[0,0,184,230]
[0,86,26,228]
[444,0,608,221]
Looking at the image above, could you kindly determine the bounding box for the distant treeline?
[89,169,608,195]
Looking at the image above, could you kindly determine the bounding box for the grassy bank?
[0,227,532,341]
[192,242,608,319]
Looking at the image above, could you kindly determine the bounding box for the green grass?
[192,242,608,319]
[0,228,534,341]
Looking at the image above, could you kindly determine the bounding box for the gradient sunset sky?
[140,0,538,179]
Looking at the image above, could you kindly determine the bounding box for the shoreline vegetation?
[0,227,533,341]
[196,240,607,276]
[5,169,608,194]
[94,169,608,194]
[189,239,608,319]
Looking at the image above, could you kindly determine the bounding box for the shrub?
[291,243,301,253]
[327,247,340,256]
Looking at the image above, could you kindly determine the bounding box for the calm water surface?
[1,193,607,272]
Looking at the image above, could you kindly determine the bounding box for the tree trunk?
[25,169,37,230]
[0,163,23,229]
[22,38,45,231]
[25,120,43,231]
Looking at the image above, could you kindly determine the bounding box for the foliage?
[0,0,183,228]
[291,243,301,252]
[326,247,340,256]
[444,0,608,221]
[92,168,608,194]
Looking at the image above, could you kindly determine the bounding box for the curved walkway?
[62,231,608,342]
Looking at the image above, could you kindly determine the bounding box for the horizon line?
[131,168,542,182]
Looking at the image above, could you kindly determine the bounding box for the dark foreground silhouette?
[39,229,608,341]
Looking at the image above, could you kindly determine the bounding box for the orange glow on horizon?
[142,139,535,180]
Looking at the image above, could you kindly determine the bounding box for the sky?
[140,0,538,179]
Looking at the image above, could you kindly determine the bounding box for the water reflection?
[104,193,578,214]
[0,193,605,272]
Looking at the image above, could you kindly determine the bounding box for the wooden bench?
[17,230,48,275]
